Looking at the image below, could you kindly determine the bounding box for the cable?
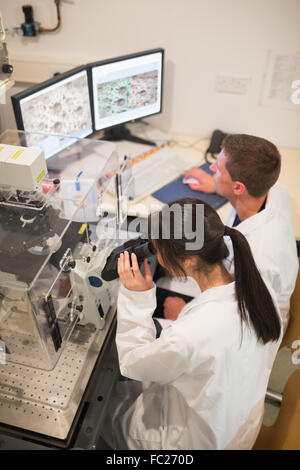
[139,122,206,158]
[204,152,217,164]
[0,9,6,41]
[172,138,202,149]
[39,0,61,33]
[171,138,206,160]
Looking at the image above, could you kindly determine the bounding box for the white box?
[0,143,47,191]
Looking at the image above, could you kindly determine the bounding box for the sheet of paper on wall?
[259,50,300,111]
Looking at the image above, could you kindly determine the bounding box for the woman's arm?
[116,251,191,383]
[117,285,191,383]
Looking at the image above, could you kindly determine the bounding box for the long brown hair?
[149,198,281,344]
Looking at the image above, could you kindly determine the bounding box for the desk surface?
[114,131,300,240]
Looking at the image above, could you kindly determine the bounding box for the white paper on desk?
[260,50,300,111]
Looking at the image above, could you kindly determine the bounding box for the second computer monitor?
[89,49,164,135]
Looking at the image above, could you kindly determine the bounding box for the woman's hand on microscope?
[118,251,153,291]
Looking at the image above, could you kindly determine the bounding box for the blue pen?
[76,171,83,191]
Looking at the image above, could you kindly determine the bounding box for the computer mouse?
[182,176,200,185]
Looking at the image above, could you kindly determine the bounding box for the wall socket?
[215,74,249,95]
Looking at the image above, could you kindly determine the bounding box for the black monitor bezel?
[87,48,164,133]
[11,65,93,136]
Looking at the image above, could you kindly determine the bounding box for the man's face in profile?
[210,149,235,199]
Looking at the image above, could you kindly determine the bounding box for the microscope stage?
[0,306,115,441]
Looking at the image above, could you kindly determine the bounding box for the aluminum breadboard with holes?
[0,307,116,441]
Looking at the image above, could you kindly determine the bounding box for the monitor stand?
[101,124,156,147]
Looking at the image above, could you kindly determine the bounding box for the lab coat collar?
[227,183,283,236]
[178,282,236,318]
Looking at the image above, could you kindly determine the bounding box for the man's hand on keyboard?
[163,297,186,321]
[184,168,215,193]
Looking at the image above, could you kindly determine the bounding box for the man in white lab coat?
[183,134,298,332]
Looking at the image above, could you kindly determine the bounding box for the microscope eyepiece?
[101,237,155,281]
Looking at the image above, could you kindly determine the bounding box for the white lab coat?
[225,183,299,331]
[103,281,282,450]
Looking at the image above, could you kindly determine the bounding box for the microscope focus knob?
[88,276,103,288]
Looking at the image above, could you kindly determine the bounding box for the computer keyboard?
[129,146,192,202]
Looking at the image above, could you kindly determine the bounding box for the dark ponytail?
[224,226,281,344]
[150,197,282,345]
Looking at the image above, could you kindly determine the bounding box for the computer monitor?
[88,48,164,146]
[11,66,93,159]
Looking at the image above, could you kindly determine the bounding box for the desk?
[115,134,232,222]
[114,131,300,240]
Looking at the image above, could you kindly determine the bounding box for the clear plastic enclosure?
[0,130,119,370]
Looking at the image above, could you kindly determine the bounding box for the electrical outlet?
[215,75,249,95]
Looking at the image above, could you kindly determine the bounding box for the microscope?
[101,236,155,281]
[0,136,121,445]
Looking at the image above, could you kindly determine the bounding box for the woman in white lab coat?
[103,198,282,450]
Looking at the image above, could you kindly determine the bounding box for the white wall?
[0,0,299,147]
